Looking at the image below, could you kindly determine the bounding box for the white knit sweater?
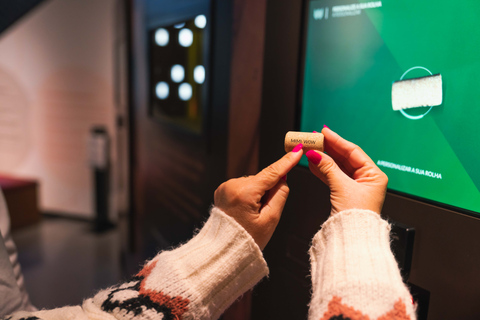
[4,207,416,320]
[309,209,416,320]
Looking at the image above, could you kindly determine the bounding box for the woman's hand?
[214,146,303,250]
[306,127,388,215]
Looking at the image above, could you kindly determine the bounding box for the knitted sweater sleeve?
[4,207,269,320]
[308,209,416,320]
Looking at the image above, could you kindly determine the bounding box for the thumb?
[255,149,303,191]
[305,150,347,188]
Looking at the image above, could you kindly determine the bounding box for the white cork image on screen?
[391,74,443,111]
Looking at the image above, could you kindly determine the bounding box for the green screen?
[300,0,480,215]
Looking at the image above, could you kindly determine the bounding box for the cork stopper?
[284,131,324,153]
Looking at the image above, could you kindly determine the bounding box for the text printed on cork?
[284,131,324,153]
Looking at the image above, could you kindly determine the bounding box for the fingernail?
[306,150,322,165]
[281,175,287,182]
[313,131,318,133]
[323,124,330,129]
[292,143,303,152]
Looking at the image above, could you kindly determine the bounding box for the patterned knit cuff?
[88,206,269,320]
[308,209,415,320]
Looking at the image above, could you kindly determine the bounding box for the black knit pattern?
[100,275,176,320]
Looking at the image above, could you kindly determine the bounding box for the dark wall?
[128,1,270,318]
[128,1,272,318]
[255,2,315,318]
[129,0,232,257]
[255,0,480,319]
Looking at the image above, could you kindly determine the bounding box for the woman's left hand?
[214,147,303,250]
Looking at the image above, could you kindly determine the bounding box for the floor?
[11,216,124,309]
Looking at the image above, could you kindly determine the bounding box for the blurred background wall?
[0,0,122,220]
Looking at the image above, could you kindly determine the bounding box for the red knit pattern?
[137,260,190,318]
[320,296,410,320]
[320,296,369,320]
[378,300,411,320]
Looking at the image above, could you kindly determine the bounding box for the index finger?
[322,127,375,172]
[254,148,304,190]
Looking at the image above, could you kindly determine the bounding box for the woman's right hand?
[214,147,303,250]
[305,127,389,215]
